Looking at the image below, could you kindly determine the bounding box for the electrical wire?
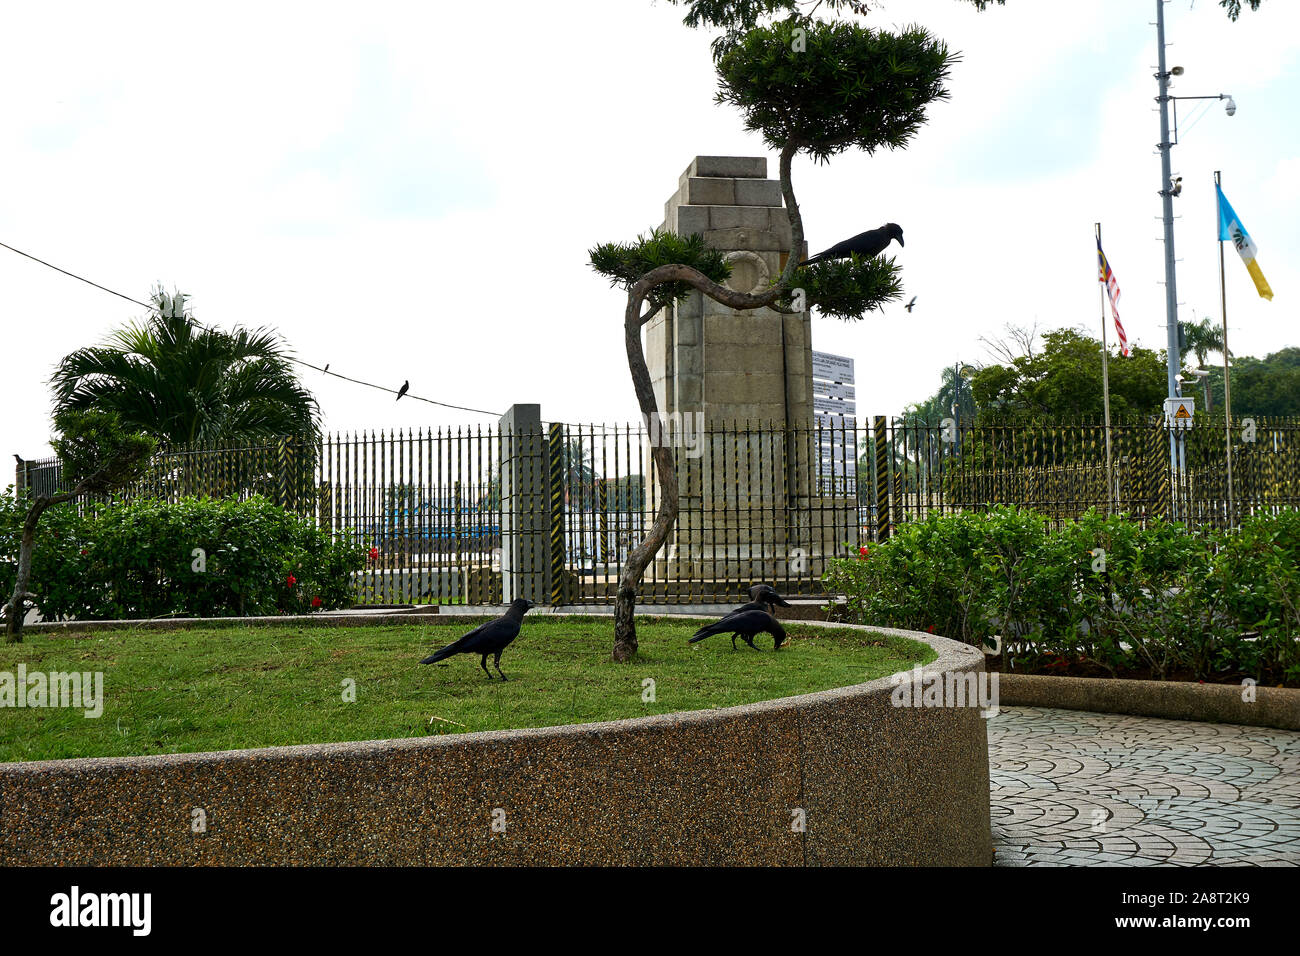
[0,239,503,417]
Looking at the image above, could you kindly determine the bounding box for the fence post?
[547,422,566,607]
[1146,421,1169,522]
[498,404,549,605]
[874,415,890,542]
[598,478,609,566]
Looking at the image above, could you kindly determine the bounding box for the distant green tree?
[1205,348,1300,418]
[968,328,1167,422]
[563,439,599,509]
[1181,316,1230,370]
[1180,316,1230,411]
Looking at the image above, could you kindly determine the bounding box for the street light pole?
[1153,1,1234,520]
[1155,0,1181,487]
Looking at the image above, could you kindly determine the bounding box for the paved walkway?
[988,706,1300,866]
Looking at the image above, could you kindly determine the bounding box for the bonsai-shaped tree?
[4,410,155,641]
[590,4,954,661]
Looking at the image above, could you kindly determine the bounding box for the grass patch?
[0,616,934,763]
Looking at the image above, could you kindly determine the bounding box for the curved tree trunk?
[611,142,805,662]
[4,496,55,643]
[613,302,681,661]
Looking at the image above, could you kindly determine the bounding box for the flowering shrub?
[0,491,364,620]
[825,505,1300,686]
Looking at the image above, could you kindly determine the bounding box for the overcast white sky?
[2,0,1296,462]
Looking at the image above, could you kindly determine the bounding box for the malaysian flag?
[1096,239,1130,357]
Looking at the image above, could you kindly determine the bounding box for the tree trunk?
[610,141,803,661]
[613,303,681,662]
[4,496,51,643]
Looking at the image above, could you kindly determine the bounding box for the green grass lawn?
[0,616,934,763]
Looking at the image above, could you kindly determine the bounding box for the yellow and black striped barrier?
[874,415,889,542]
[548,423,565,607]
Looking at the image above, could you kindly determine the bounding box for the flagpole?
[1096,223,1115,516]
[1215,170,1235,527]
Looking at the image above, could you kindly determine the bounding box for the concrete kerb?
[998,671,1300,732]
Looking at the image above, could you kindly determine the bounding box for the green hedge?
[0,492,365,620]
[825,505,1300,686]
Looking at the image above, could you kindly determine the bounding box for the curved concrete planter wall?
[0,626,992,866]
[1000,672,1300,731]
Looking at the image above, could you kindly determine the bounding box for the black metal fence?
[12,414,1300,605]
[870,415,1300,533]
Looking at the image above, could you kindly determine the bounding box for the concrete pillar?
[645,156,819,580]
[499,404,549,604]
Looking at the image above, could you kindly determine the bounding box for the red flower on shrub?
[286,573,297,587]
[859,546,869,558]
[368,546,379,561]
[80,549,88,556]
[311,596,322,609]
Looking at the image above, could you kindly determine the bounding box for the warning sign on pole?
[1163,396,1195,429]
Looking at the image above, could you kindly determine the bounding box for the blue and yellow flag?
[1217,185,1273,301]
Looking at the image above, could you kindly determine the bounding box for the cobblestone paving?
[988,706,1300,866]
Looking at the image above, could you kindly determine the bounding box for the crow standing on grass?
[688,584,790,650]
[802,223,904,266]
[746,583,791,612]
[420,598,536,680]
[689,608,786,651]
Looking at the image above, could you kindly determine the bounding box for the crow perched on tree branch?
[802,223,904,266]
[420,598,536,680]
[689,608,786,651]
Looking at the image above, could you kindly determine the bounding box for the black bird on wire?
[689,608,786,651]
[904,296,917,313]
[420,598,536,680]
[802,223,904,267]
[396,380,410,401]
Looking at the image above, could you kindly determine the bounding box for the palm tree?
[1180,316,1231,412]
[563,438,598,509]
[1181,316,1230,368]
[50,288,320,448]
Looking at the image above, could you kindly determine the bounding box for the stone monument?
[643,156,858,585]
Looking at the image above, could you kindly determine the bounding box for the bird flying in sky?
[905,296,917,313]
[802,223,904,266]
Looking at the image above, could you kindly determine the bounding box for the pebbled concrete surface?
[989,706,1300,866]
[0,627,991,866]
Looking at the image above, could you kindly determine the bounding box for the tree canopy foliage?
[775,253,902,320]
[966,328,1168,422]
[713,19,954,163]
[590,229,732,316]
[1205,347,1300,417]
[50,409,156,494]
[50,288,320,448]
